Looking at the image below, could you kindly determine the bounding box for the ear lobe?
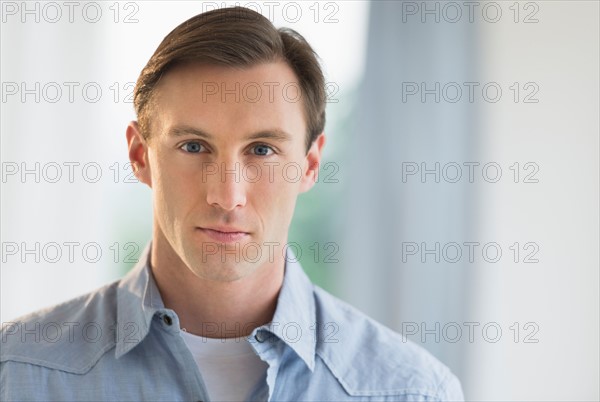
[300,133,326,193]
[126,121,152,187]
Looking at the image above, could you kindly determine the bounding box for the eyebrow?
[167,126,293,142]
[168,126,212,139]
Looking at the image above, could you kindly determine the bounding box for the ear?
[299,133,326,193]
[126,121,152,188]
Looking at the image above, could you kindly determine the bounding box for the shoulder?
[312,286,464,401]
[1,280,120,374]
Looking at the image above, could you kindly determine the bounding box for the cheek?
[251,164,300,218]
[151,153,202,218]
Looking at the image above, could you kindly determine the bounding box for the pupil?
[257,146,267,155]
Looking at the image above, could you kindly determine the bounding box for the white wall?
[467,1,599,399]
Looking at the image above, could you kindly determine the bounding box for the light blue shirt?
[1,243,464,401]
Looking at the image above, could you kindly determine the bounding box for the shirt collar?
[115,242,317,371]
[263,248,316,371]
[115,242,164,358]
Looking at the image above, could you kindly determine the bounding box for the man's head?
[126,7,326,282]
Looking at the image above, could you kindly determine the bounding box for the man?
[1,7,464,402]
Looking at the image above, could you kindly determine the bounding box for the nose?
[205,161,247,211]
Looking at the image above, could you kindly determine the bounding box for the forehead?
[151,61,307,142]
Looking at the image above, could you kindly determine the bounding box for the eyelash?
[178,141,276,156]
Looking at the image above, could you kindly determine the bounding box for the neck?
[149,226,285,339]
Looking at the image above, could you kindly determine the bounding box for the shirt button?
[255,331,266,343]
[163,315,173,326]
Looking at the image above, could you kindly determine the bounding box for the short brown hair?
[133,7,326,151]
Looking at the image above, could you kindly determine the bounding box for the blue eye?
[181,142,203,153]
[253,144,274,156]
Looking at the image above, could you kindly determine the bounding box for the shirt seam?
[1,341,116,375]
[315,351,441,398]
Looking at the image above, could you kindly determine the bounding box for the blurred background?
[1,1,598,400]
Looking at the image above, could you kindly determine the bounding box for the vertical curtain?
[338,0,477,380]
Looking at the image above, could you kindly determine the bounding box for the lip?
[196,227,249,243]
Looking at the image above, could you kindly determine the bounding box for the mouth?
[196,226,250,243]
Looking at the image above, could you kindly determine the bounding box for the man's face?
[128,61,324,282]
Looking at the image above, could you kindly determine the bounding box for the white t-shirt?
[179,329,269,402]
